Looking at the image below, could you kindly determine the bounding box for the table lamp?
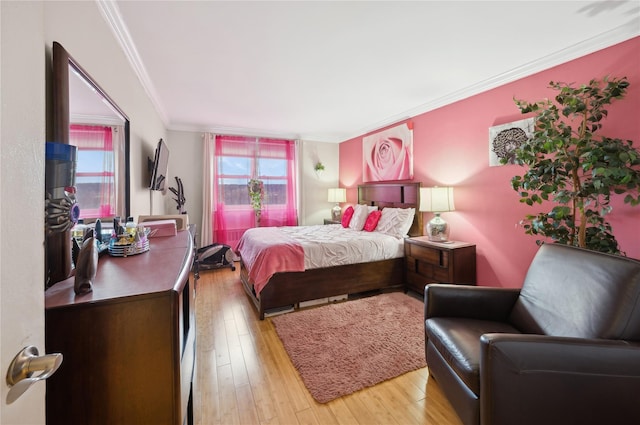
[419,186,455,242]
[327,188,346,221]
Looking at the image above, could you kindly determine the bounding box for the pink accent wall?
[339,37,640,288]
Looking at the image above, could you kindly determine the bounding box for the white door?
[1,2,47,424]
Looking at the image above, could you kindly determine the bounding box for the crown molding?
[168,123,302,141]
[97,0,169,125]
[345,24,640,144]
[98,2,638,144]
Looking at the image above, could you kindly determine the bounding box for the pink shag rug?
[271,292,426,403]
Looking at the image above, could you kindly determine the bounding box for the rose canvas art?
[363,123,414,182]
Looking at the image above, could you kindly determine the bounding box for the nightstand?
[323,219,341,225]
[404,236,476,294]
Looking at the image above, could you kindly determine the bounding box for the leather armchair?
[424,243,640,425]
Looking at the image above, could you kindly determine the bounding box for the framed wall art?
[489,117,534,166]
[363,122,414,182]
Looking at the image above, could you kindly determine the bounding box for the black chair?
[424,243,640,425]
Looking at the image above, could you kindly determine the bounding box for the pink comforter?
[236,227,305,294]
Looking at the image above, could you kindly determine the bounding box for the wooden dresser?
[45,229,195,425]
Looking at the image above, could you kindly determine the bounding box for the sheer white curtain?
[201,133,216,247]
[113,125,126,219]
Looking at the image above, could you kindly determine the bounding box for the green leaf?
[509,76,635,255]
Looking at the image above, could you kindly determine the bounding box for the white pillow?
[397,207,416,236]
[348,204,370,231]
[367,206,379,213]
[375,207,415,238]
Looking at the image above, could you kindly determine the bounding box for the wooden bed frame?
[240,182,422,319]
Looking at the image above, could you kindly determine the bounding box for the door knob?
[5,346,63,404]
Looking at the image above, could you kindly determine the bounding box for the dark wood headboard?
[358,182,423,237]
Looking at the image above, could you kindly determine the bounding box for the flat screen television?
[148,138,169,192]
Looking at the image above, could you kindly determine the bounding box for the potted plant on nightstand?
[507,76,640,254]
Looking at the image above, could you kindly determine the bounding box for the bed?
[238,182,422,319]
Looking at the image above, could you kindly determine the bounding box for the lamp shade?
[419,187,455,212]
[327,188,347,203]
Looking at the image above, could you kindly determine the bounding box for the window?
[70,124,125,219]
[212,135,298,247]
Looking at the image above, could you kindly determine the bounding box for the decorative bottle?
[72,219,86,243]
[125,216,137,236]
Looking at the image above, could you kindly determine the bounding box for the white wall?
[165,130,202,241]
[40,2,341,245]
[37,1,341,249]
[43,1,167,219]
[299,140,340,225]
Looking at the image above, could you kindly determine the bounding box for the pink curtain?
[212,135,298,248]
[69,124,115,219]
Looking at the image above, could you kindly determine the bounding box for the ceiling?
[101,1,640,143]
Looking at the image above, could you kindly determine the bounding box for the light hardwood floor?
[193,265,463,425]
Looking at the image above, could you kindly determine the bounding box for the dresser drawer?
[406,243,450,267]
[407,256,451,281]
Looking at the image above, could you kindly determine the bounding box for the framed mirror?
[52,41,130,220]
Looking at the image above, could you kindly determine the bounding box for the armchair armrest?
[480,333,640,425]
[424,284,520,321]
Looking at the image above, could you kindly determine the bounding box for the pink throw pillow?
[363,210,382,232]
[341,206,354,228]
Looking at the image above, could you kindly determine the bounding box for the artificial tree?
[507,76,640,254]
